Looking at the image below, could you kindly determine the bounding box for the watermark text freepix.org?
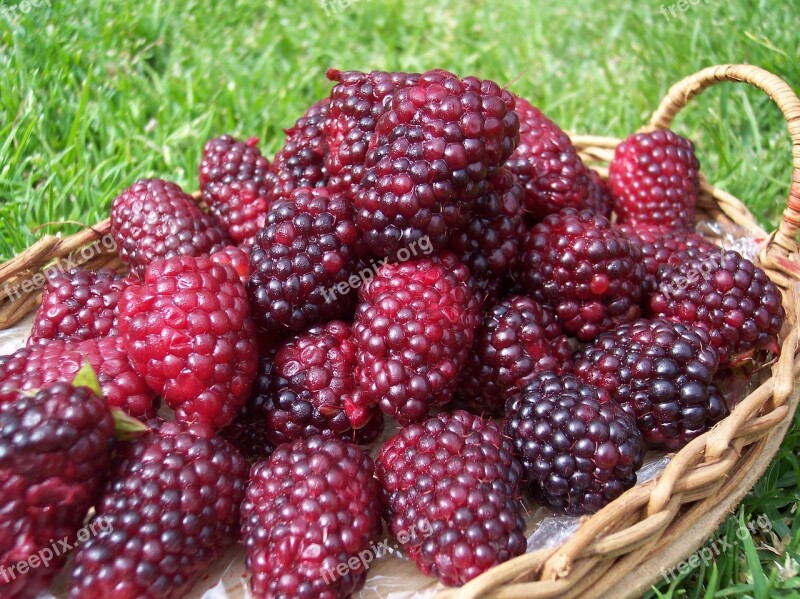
[0,516,112,583]
[0,0,50,24]
[321,235,434,304]
[660,0,711,21]
[660,514,773,583]
[2,233,117,304]
[320,0,372,17]
[322,518,433,584]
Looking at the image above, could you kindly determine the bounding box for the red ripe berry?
[616,223,717,292]
[348,257,481,426]
[454,296,573,416]
[354,69,520,257]
[247,187,361,337]
[259,320,383,446]
[118,256,258,429]
[242,436,381,599]
[29,267,136,343]
[199,135,272,247]
[376,411,526,586]
[650,249,785,368]
[324,69,420,196]
[0,337,157,418]
[267,99,331,203]
[503,372,645,515]
[444,168,526,293]
[210,245,250,284]
[110,178,230,277]
[1,383,114,598]
[519,208,645,341]
[574,319,726,450]
[69,420,247,599]
[505,96,594,221]
[609,130,700,230]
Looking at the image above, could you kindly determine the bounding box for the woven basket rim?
[0,63,798,599]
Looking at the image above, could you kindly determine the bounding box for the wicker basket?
[0,64,799,599]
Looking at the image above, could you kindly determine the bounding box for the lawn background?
[1,0,799,596]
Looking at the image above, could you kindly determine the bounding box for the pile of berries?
[0,66,786,598]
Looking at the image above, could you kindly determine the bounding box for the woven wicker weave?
[0,64,798,599]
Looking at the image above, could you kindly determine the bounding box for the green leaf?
[71,361,102,396]
[110,408,149,440]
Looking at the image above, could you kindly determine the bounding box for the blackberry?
[0,337,157,418]
[118,256,258,429]
[247,187,361,337]
[444,168,526,293]
[1,383,114,598]
[29,267,135,343]
[354,69,520,257]
[210,245,250,284]
[616,224,716,292]
[454,296,573,416]
[609,130,700,230]
[69,420,247,599]
[324,69,420,197]
[110,178,229,277]
[574,319,726,450]
[200,135,272,247]
[242,436,381,599]
[505,96,593,221]
[267,99,330,203]
[259,320,383,446]
[376,410,526,586]
[518,208,645,341]
[503,372,645,515]
[347,257,480,427]
[650,249,785,368]
[586,169,613,219]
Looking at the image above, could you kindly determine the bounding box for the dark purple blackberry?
[220,350,277,461]
[505,96,593,221]
[650,249,785,368]
[199,135,272,247]
[616,224,717,292]
[267,99,330,203]
[29,267,135,343]
[376,410,526,586]
[503,372,645,515]
[444,168,526,293]
[586,169,613,219]
[454,295,573,416]
[324,69,420,197]
[110,178,230,277]
[354,69,520,257]
[1,383,114,599]
[258,320,383,446]
[609,130,700,230]
[242,436,381,599]
[519,208,645,341]
[574,319,726,450]
[69,420,248,599]
[247,187,360,337]
[347,257,480,427]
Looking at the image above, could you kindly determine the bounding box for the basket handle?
[645,64,800,266]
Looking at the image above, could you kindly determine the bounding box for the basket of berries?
[0,63,797,599]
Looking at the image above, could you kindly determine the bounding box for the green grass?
[1,0,799,596]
